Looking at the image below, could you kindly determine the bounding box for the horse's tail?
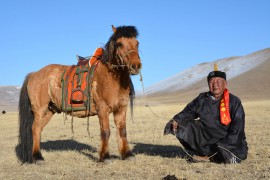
[17,73,34,163]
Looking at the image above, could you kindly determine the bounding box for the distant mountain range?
[140,48,270,104]
[1,48,270,111]
[0,86,20,112]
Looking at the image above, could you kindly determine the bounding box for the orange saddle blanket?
[61,48,103,112]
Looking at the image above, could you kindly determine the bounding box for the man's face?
[208,77,227,98]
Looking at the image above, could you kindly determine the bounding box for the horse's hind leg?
[113,109,132,160]
[32,108,54,162]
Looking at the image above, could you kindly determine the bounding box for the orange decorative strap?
[220,89,231,125]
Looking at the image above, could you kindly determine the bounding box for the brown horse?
[17,25,142,163]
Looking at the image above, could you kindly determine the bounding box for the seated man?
[164,65,248,164]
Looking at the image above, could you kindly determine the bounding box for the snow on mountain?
[145,48,270,95]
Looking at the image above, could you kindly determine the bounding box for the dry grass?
[0,100,270,179]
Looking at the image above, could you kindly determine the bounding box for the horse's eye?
[117,42,123,47]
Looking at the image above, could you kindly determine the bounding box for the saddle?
[61,48,103,112]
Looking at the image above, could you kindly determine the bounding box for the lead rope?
[217,145,243,162]
[172,128,193,159]
[173,130,218,161]
[139,71,170,119]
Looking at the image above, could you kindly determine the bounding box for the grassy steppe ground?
[0,100,269,179]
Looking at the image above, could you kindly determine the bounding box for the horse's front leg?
[113,108,132,160]
[97,104,111,162]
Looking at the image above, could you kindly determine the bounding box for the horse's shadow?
[41,139,99,161]
[15,139,99,162]
[132,142,186,158]
[15,140,186,162]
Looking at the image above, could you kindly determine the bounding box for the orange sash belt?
[220,89,231,125]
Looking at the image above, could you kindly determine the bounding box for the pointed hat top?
[207,63,226,81]
[214,63,218,71]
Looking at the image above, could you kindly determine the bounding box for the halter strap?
[117,49,137,65]
[121,49,137,58]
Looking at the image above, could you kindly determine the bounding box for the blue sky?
[0,1,269,90]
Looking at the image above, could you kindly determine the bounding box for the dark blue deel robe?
[164,92,248,163]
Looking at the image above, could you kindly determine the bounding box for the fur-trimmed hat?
[207,64,226,81]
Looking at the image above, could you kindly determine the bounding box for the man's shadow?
[132,142,186,158]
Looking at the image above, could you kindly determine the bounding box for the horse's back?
[28,64,68,82]
[36,64,69,74]
[27,64,69,109]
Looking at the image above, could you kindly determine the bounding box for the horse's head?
[102,25,142,75]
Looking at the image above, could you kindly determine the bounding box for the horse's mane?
[101,26,139,64]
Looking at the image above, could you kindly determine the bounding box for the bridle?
[107,48,139,70]
[117,49,137,65]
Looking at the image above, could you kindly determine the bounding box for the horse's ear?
[112,25,117,33]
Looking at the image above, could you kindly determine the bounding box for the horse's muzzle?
[129,62,142,75]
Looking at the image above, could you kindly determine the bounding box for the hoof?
[35,159,45,165]
[121,151,135,160]
[33,152,44,163]
[99,152,110,162]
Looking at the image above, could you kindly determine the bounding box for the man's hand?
[172,120,178,132]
